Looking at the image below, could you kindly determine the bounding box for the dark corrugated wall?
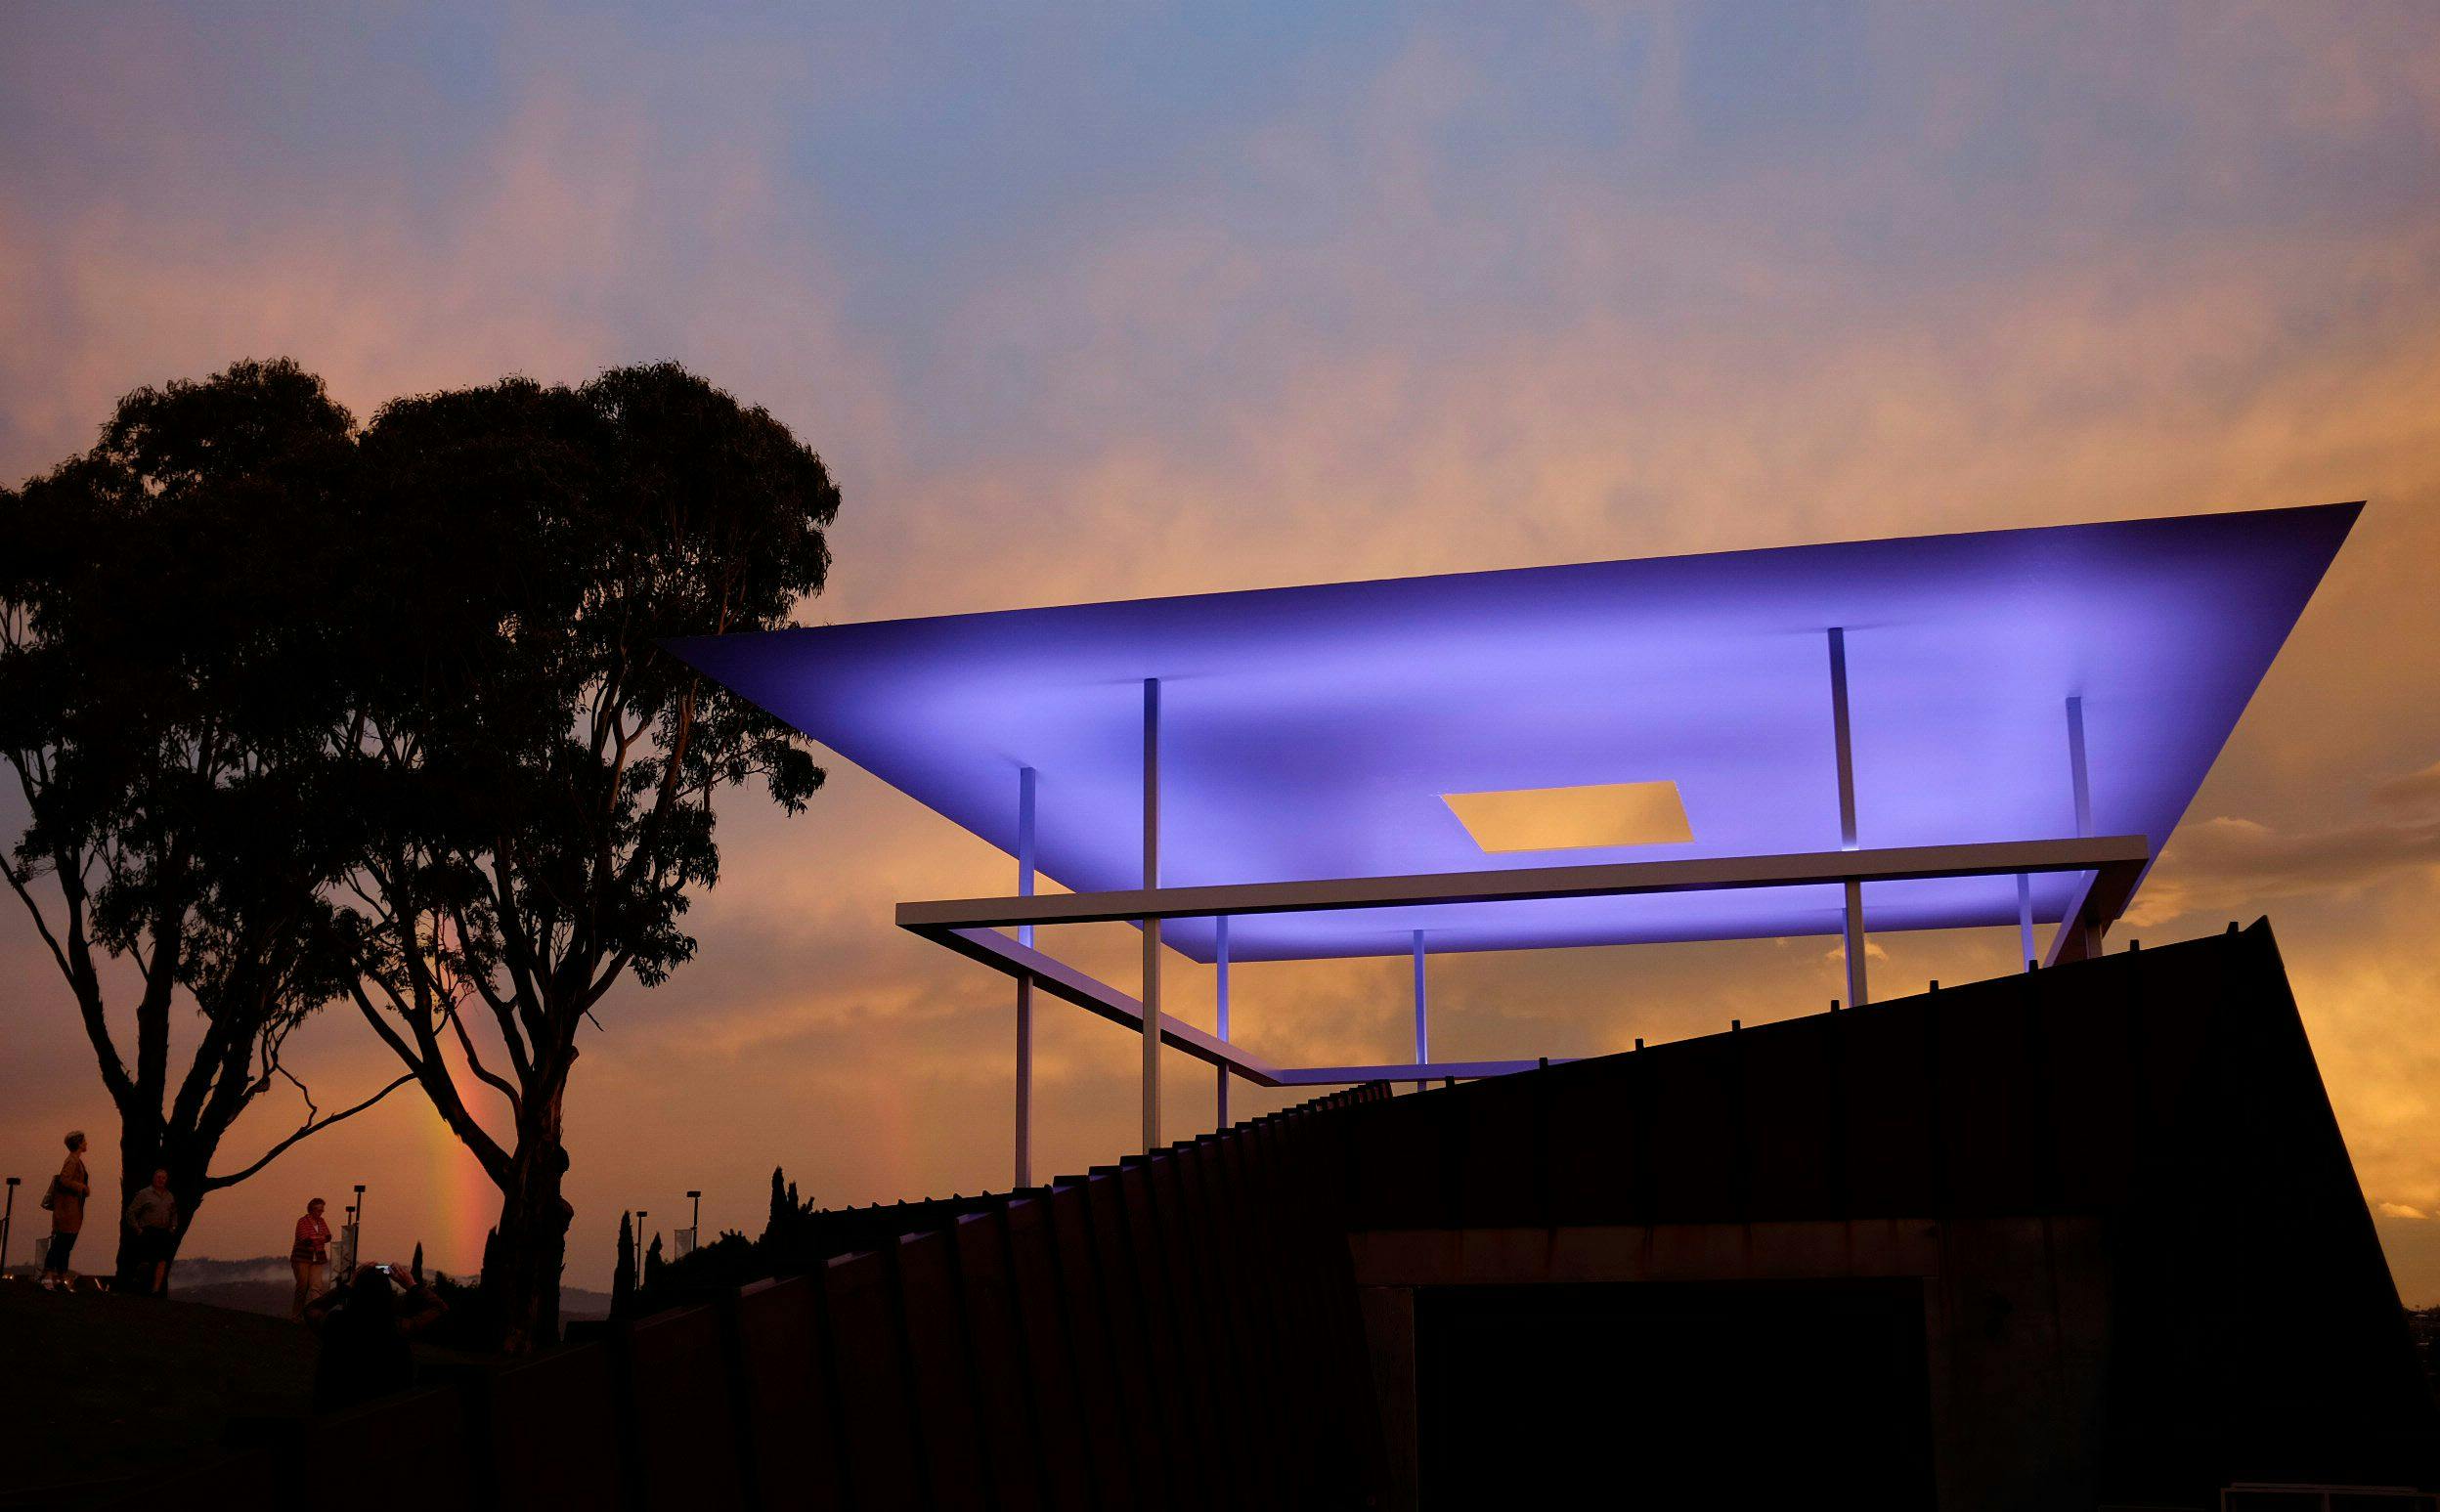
[113,923,2439,1508]
[117,1085,1392,1511]
[1329,922,2438,1502]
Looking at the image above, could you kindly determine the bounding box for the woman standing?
[290,1197,332,1318]
[38,1130,89,1291]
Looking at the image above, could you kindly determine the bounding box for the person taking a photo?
[304,1260,448,1411]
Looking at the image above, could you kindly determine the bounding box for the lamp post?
[353,1184,367,1267]
[634,1211,648,1291]
[3,1176,18,1276]
[685,1190,701,1258]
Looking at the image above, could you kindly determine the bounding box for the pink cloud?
[8,6,2440,1290]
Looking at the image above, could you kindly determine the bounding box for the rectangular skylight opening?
[1443,781,1693,852]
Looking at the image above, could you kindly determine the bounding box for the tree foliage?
[4,358,838,1331]
[0,359,407,1278]
[612,1210,635,1319]
[329,362,838,1349]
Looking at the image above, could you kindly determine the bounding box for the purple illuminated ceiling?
[667,504,2357,962]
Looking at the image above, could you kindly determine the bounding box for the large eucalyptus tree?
[332,363,837,1349]
[0,360,402,1284]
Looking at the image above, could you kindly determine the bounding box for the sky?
[4,2,2440,1298]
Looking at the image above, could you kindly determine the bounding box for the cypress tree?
[612,1212,635,1318]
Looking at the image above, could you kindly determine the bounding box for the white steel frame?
[928,631,2147,1158]
[913,831,2148,1153]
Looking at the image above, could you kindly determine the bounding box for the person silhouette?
[303,1260,447,1411]
[290,1197,333,1318]
[122,1169,178,1297]
[38,1130,89,1291]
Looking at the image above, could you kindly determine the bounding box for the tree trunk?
[109,1126,209,1294]
[109,1128,150,1290]
[486,1130,573,1353]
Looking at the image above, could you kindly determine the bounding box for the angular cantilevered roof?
[668,503,2357,963]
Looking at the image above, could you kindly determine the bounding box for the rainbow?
[414,1055,504,1277]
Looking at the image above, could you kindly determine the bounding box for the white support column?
[2066,694,2097,958]
[1141,677,1162,1153]
[1214,915,1231,1130]
[1411,929,1428,1094]
[2016,871,2035,972]
[1829,627,1868,1008]
[2067,695,2092,838]
[1015,766,1036,1188]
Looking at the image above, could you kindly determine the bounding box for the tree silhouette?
[612,1211,635,1318]
[763,1166,818,1251]
[2,357,835,1337]
[0,360,407,1285]
[329,364,838,1350]
[643,1231,665,1293]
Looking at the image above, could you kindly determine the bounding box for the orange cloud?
[7,5,2440,1299]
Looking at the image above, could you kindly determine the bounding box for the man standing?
[123,1170,178,1298]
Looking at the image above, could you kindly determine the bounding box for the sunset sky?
[5,4,2440,1299]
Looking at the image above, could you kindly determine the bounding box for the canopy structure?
[667,502,2358,1167]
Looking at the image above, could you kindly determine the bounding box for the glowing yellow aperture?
[1443,781,1692,852]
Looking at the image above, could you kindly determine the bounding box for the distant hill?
[2,1255,613,1321]
[172,1256,616,1321]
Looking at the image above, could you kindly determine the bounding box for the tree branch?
[348,975,511,1184]
[446,896,534,1085]
[40,841,140,1111]
[0,846,78,1002]
[440,994,526,1117]
[348,974,429,1077]
[203,1072,414,1189]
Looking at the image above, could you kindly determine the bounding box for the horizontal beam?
[916,838,2156,1102]
[934,928,1285,1086]
[899,836,2153,935]
[2041,850,2147,968]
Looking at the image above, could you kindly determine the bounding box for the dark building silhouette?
[115,921,2439,1508]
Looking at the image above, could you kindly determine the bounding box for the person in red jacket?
[290,1197,332,1318]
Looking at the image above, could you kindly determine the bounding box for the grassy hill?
[0,1265,614,1508]
[0,1280,315,1508]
